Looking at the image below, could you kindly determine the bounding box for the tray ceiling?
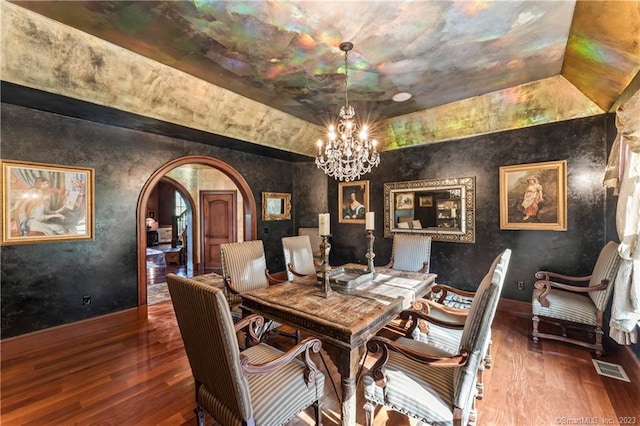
[2,1,639,156]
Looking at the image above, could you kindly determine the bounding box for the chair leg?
[595,328,605,357]
[468,396,478,426]
[532,315,539,343]
[364,401,377,426]
[194,405,206,426]
[476,362,485,400]
[484,339,493,369]
[312,399,322,425]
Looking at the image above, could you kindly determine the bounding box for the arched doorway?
[137,155,257,306]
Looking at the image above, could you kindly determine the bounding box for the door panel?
[201,191,236,273]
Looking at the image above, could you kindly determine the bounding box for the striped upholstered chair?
[362,251,504,426]
[282,235,319,281]
[532,241,621,357]
[406,249,511,399]
[166,274,324,426]
[384,233,432,273]
[220,240,297,341]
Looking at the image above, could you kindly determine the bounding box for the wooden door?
[201,191,237,273]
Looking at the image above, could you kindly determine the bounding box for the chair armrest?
[240,337,322,386]
[534,278,609,308]
[534,270,592,282]
[265,268,286,285]
[399,308,465,339]
[225,277,240,296]
[233,313,264,343]
[366,336,469,386]
[287,263,310,278]
[412,299,468,324]
[383,258,428,273]
[431,283,476,304]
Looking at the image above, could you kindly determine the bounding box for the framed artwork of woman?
[338,180,369,224]
[2,160,94,244]
[499,160,567,231]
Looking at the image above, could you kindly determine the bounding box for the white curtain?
[604,91,640,345]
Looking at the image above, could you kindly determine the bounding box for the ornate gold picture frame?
[499,160,567,231]
[262,192,291,221]
[338,180,369,224]
[2,160,95,244]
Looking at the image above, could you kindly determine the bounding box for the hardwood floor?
[2,302,638,425]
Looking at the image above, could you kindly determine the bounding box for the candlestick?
[366,211,375,230]
[365,230,376,274]
[319,213,330,236]
[315,235,334,298]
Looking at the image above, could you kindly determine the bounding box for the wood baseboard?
[1,306,146,361]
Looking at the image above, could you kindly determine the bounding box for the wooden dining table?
[239,265,437,426]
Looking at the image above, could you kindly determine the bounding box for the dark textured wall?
[292,162,328,229]
[1,102,622,343]
[1,103,295,338]
[327,115,618,303]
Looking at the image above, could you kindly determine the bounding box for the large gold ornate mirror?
[383,177,475,243]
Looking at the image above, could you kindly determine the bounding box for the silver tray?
[319,267,374,290]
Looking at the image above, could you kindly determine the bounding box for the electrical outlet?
[517,281,525,290]
[82,295,91,305]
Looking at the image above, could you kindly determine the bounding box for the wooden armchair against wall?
[532,241,621,357]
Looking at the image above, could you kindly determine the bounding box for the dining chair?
[166,274,325,426]
[384,233,432,273]
[282,235,319,281]
[362,249,504,426]
[220,240,297,342]
[298,227,322,263]
[532,241,621,357]
[406,249,511,399]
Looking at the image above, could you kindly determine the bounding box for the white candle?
[319,213,330,235]
[366,211,375,230]
[451,207,457,218]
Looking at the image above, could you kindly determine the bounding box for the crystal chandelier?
[315,42,380,182]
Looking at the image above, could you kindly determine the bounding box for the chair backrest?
[588,241,621,310]
[282,235,317,281]
[390,233,432,272]
[454,248,511,410]
[220,240,269,292]
[298,227,322,259]
[166,274,253,422]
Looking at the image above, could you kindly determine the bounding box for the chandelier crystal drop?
[315,42,380,182]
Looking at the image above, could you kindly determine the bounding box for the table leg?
[341,376,357,425]
[323,343,365,426]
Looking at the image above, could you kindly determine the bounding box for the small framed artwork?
[338,180,369,224]
[418,195,433,207]
[499,160,567,231]
[262,192,291,221]
[2,160,95,244]
[395,192,414,210]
